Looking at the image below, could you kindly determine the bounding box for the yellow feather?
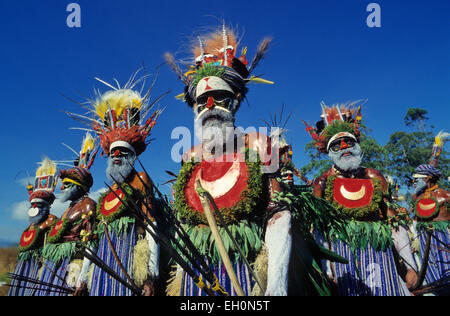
[94,89,143,121]
[81,132,94,155]
[36,157,57,177]
[175,93,186,100]
[247,76,274,85]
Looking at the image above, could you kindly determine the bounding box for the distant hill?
[0,241,16,248]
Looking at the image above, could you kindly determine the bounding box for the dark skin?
[412,177,450,222]
[313,164,419,290]
[58,184,96,296]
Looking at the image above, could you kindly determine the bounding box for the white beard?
[194,108,236,157]
[106,155,136,184]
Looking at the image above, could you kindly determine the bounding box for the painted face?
[194,90,239,153]
[60,181,84,203]
[106,147,136,184]
[328,137,363,172]
[413,177,428,195]
[28,201,50,225]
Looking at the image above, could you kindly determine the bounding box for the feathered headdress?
[67,70,165,157]
[414,130,449,179]
[429,130,449,167]
[165,23,274,108]
[303,101,364,153]
[29,157,58,204]
[59,132,98,192]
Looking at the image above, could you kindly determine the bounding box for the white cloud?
[12,200,31,221]
[10,187,107,222]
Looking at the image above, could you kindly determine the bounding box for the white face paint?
[195,76,234,99]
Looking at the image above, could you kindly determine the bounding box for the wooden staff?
[195,180,245,296]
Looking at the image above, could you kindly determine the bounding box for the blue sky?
[0,0,449,243]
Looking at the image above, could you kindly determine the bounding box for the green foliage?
[416,220,450,233]
[192,63,226,86]
[322,121,358,144]
[94,216,135,237]
[404,108,428,129]
[41,242,77,265]
[175,219,263,265]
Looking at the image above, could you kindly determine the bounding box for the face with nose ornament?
[28,200,50,225]
[106,146,136,184]
[328,136,363,172]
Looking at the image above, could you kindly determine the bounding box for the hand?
[406,269,418,290]
[73,282,88,296]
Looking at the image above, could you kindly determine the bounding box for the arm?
[391,225,418,290]
[264,175,291,296]
[75,251,94,296]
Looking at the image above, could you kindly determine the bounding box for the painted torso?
[313,167,389,220]
[98,172,153,222]
[413,187,450,222]
[48,197,96,243]
[19,215,57,252]
[179,132,272,223]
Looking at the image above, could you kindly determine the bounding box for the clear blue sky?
[0,0,449,243]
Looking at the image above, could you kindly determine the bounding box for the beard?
[106,155,136,184]
[414,178,427,195]
[60,185,83,203]
[195,108,236,156]
[329,143,363,172]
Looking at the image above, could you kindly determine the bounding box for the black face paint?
[328,137,356,153]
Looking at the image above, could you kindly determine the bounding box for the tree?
[404,108,429,132]
[385,108,449,190]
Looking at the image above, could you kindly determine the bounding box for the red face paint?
[206,96,214,109]
[340,138,350,150]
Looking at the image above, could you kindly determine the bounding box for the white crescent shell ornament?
[195,158,241,199]
[340,185,366,201]
[103,192,124,211]
[417,201,436,211]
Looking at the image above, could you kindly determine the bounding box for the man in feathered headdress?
[410,131,450,295]
[165,25,335,296]
[35,133,98,296]
[8,158,58,296]
[305,102,418,296]
[68,73,163,296]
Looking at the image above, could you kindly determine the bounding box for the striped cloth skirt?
[8,258,40,296]
[34,258,70,296]
[179,260,255,296]
[89,223,136,296]
[418,228,450,294]
[329,239,409,296]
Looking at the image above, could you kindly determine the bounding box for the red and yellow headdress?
[28,157,58,205]
[165,23,274,108]
[67,71,164,157]
[304,101,363,153]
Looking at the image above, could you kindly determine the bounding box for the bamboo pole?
[196,180,245,296]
